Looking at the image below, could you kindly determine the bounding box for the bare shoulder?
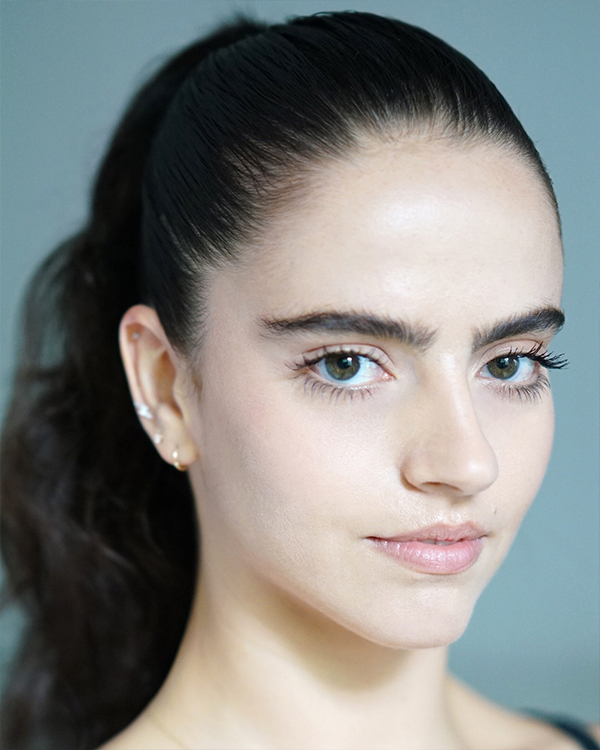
[448,676,597,750]
[96,713,182,750]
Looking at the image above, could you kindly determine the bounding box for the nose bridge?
[401,373,499,497]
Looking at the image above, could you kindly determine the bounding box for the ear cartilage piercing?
[172,449,187,472]
[153,433,164,445]
[131,331,140,340]
[134,402,153,420]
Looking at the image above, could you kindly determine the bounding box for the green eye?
[484,355,535,381]
[306,350,387,391]
[323,354,361,381]
[487,356,519,379]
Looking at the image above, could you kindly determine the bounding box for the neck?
[150,564,468,750]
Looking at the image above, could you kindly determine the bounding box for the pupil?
[325,354,360,381]
[489,356,519,379]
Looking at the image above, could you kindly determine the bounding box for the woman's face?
[185,138,564,649]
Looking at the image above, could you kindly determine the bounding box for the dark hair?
[0,11,558,750]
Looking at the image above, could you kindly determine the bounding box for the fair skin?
[104,137,596,750]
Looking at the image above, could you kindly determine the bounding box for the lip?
[367,523,487,575]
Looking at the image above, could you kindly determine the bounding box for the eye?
[482,354,536,382]
[314,353,383,387]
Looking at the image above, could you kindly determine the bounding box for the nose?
[400,382,499,498]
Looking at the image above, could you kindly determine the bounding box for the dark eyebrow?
[258,311,437,352]
[471,307,565,352]
[258,306,565,354]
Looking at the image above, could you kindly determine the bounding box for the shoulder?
[97,714,182,750]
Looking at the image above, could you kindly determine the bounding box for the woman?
[1,10,598,750]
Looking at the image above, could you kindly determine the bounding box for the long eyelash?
[289,346,382,402]
[297,345,382,369]
[492,343,567,405]
[506,342,569,370]
[290,344,569,404]
[503,373,551,404]
[300,376,374,403]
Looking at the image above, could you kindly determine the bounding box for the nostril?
[400,443,498,498]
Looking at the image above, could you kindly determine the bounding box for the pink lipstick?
[367,523,485,574]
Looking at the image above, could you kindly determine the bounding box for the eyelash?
[486,343,568,404]
[291,346,386,403]
[291,342,568,404]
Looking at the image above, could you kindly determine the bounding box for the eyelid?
[289,344,395,397]
[294,343,395,373]
[477,339,549,364]
[480,339,568,368]
[476,340,567,406]
[289,339,565,405]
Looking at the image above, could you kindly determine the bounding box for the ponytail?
[0,19,266,750]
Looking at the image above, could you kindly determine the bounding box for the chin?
[303,587,478,652]
[354,608,474,651]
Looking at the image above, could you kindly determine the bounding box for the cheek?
[194,362,391,580]
[483,394,555,534]
[199,380,377,526]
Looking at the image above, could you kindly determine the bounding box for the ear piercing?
[134,402,153,419]
[172,449,187,472]
[134,404,186,470]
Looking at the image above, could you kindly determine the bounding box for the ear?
[119,304,199,471]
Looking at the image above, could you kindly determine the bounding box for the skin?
[108,138,595,749]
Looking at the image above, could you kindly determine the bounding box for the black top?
[529,712,600,750]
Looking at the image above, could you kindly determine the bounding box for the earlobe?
[119,304,199,470]
[171,448,188,472]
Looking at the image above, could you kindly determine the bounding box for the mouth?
[373,522,486,543]
[416,539,465,545]
[367,523,487,574]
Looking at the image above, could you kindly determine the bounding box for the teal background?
[1,0,599,723]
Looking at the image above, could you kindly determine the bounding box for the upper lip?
[370,522,487,543]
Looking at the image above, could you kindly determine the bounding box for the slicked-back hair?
[0,12,558,750]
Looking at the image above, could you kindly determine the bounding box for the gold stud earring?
[172,448,187,472]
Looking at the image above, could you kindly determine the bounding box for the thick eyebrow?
[258,306,565,354]
[471,307,565,352]
[257,311,437,351]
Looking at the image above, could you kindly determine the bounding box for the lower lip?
[368,537,484,574]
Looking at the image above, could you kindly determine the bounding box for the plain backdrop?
[1,0,599,724]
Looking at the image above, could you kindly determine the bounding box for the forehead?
[217,139,563,330]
